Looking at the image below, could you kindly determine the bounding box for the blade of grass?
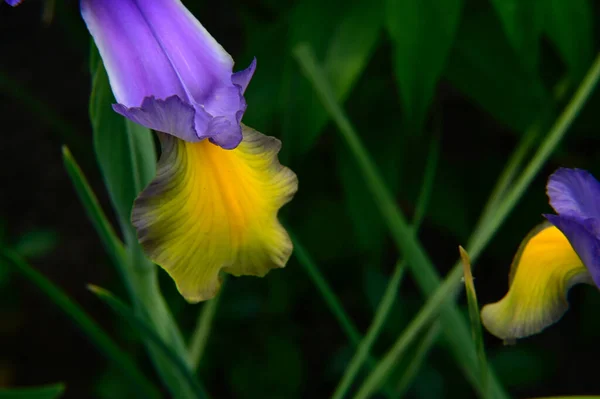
[62,147,130,288]
[292,236,362,344]
[0,250,160,399]
[64,147,198,398]
[467,53,600,260]
[394,322,441,396]
[0,383,65,399]
[460,246,489,396]
[188,280,225,370]
[294,43,506,398]
[352,264,466,399]
[331,135,440,399]
[88,285,209,399]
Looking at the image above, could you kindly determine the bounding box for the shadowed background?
[1,0,600,398]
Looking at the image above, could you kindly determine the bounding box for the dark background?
[1,0,600,398]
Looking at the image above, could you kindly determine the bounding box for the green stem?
[331,135,439,399]
[292,236,362,344]
[394,322,441,396]
[294,43,507,398]
[468,53,600,261]
[188,281,225,370]
[1,250,161,399]
[352,263,466,399]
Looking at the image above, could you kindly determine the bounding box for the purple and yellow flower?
[81,0,297,302]
[481,168,600,341]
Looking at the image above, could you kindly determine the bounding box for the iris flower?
[481,168,600,341]
[78,0,297,302]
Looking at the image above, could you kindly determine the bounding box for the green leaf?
[444,7,551,132]
[88,45,156,247]
[459,247,489,396]
[385,0,464,135]
[394,322,441,396]
[0,250,160,399]
[13,230,58,260]
[489,0,543,70]
[63,149,196,399]
[285,0,383,157]
[62,147,129,283]
[294,43,509,399]
[543,0,593,82]
[88,285,209,399]
[0,383,65,399]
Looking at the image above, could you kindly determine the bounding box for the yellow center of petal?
[481,224,591,341]
[132,126,297,302]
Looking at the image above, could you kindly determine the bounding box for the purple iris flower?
[80,0,256,149]
[544,168,600,287]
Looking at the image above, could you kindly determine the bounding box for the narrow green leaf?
[459,246,489,397]
[352,266,465,399]
[62,147,130,287]
[544,0,593,82]
[394,322,441,396]
[294,43,508,399]
[188,280,225,370]
[0,383,64,399]
[0,250,160,399]
[489,0,543,70]
[89,45,156,245]
[285,0,383,156]
[444,7,551,132]
[88,285,209,399]
[64,147,195,398]
[332,135,439,399]
[385,0,463,134]
[13,230,58,260]
[292,236,361,344]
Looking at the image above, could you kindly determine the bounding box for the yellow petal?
[132,125,298,303]
[480,223,592,341]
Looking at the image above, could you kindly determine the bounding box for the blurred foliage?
[1,0,600,398]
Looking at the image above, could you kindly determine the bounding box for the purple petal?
[5,0,23,6]
[545,214,600,288]
[113,96,202,142]
[232,58,257,94]
[81,0,188,107]
[547,168,600,220]
[207,117,243,149]
[113,0,234,103]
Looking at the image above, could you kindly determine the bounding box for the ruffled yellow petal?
[132,125,298,303]
[480,223,592,341]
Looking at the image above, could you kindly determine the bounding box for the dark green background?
[1,0,599,397]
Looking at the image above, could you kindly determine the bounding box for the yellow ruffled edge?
[480,222,592,342]
[131,124,298,303]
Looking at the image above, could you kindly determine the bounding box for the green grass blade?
[467,52,600,261]
[394,322,441,396]
[64,147,197,397]
[352,266,465,399]
[331,262,406,399]
[460,246,489,396]
[62,147,129,284]
[188,280,225,370]
[294,43,507,398]
[332,135,439,399]
[292,236,362,344]
[0,251,160,399]
[0,383,65,399]
[88,285,209,399]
